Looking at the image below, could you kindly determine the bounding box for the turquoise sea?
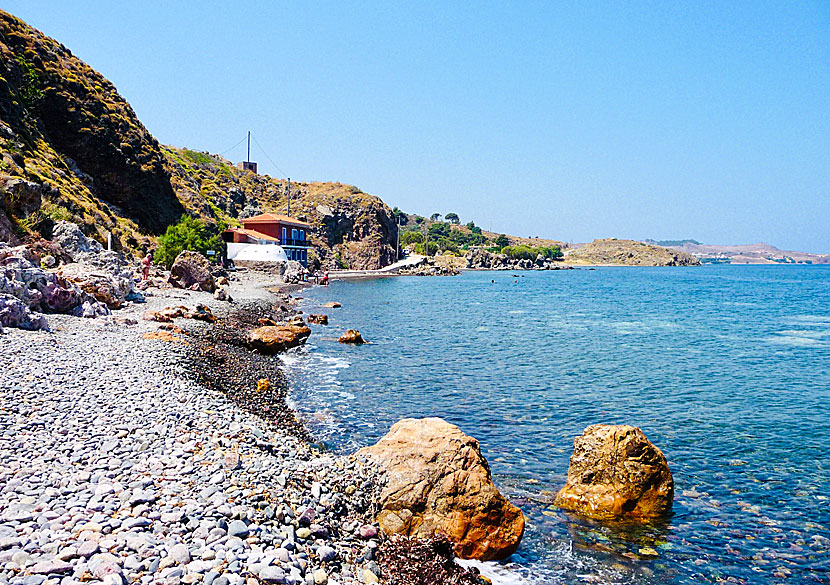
[281,266,830,584]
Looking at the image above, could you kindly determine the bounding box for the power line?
[250,134,288,179]
[217,135,249,157]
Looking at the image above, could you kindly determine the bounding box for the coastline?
[0,272,385,585]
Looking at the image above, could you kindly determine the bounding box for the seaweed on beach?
[183,300,311,441]
[377,535,486,585]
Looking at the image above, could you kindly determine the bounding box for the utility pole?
[287,178,291,217]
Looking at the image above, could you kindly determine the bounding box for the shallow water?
[283,265,830,584]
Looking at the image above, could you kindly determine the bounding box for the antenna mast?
[287,178,291,217]
[246,131,251,162]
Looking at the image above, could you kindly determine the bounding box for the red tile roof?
[242,213,311,227]
[223,227,280,242]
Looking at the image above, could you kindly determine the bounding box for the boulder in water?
[246,324,311,354]
[338,329,366,344]
[307,314,328,325]
[357,417,525,561]
[555,424,674,521]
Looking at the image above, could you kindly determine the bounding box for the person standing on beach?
[141,252,152,280]
[323,270,329,287]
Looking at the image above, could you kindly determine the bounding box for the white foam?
[765,335,827,347]
[456,559,532,585]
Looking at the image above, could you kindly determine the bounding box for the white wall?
[227,243,288,262]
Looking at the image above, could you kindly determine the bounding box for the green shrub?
[154,215,225,269]
[414,241,438,256]
[401,231,424,246]
[494,234,510,248]
[16,56,43,110]
[501,244,563,261]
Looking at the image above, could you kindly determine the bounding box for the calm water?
[282,266,830,584]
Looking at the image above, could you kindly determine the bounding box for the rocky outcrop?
[307,314,328,325]
[0,242,113,329]
[164,152,399,271]
[246,324,311,354]
[0,10,184,242]
[555,424,674,521]
[358,417,525,561]
[338,329,366,344]
[168,250,217,292]
[566,239,700,266]
[399,258,461,276]
[282,260,306,284]
[0,293,48,330]
[465,249,572,271]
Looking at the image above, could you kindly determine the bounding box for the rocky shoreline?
[0,273,394,585]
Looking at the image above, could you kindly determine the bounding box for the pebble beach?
[0,273,385,585]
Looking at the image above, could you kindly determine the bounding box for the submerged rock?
[307,314,328,325]
[358,417,525,561]
[246,324,311,354]
[555,424,674,521]
[168,250,217,292]
[338,329,366,344]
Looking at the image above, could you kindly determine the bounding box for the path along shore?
[0,272,386,585]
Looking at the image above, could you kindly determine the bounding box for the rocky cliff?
[566,238,700,266]
[0,10,183,249]
[0,11,397,269]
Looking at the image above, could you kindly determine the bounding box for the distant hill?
[566,239,700,266]
[645,239,702,247]
[657,241,830,265]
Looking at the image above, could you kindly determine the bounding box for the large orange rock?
[357,417,524,561]
[555,424,674,521]
[246,324,311,354]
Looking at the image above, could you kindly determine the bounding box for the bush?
[414,241,438,256]
[501,244,563,261]
[501,245,538,260]
[154,215,225,269]
[401,231,424,245]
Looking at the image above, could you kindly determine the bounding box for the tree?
[154,215,225,269]
[391,207,408,225]
[430,213,442,222]
[401,231,424,245]
[414,241,438,256]
[494,234,509,249]
[445,212,460,224]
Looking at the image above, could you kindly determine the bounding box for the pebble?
[0,281,384,585]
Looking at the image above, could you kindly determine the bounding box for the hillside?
[664,241,830,265]
[0,10,396,269]
[566,238,700,266]
[164,147,396,269]
[0,10,183,248]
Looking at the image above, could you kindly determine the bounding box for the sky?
[6,1,830,252]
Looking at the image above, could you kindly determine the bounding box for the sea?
[279,265,830,584]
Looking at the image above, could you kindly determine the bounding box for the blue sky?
[7,2,829,252]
